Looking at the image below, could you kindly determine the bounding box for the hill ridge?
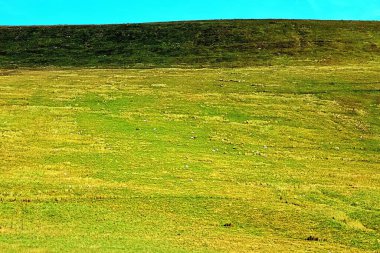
[0,19,379,68]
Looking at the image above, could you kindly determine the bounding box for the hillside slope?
[0,65,379,252]
[1,19,380,68]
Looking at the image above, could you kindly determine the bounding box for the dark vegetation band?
[0,19,379,68]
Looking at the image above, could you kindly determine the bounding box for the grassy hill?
[0,65,379,252]
[1,19,380,68]
[0,20,379,252]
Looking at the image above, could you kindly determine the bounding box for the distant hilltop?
[0,19,379,68]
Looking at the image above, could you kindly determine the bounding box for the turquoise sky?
[0,0,379,25]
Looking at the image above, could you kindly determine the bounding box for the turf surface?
[0,65,379,252]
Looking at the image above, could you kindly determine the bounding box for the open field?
[0,64,379,252]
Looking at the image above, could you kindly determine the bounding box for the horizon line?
[1,18,380,27]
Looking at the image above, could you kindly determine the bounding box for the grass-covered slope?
[0,65,379,252]
[1,19,380,68]
[0,19,379,252]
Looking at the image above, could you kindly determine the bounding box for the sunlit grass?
[0,65,379,252]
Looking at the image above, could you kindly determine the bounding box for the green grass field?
[0,64,379,252]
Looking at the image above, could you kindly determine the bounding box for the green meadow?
[0,64,379,252]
